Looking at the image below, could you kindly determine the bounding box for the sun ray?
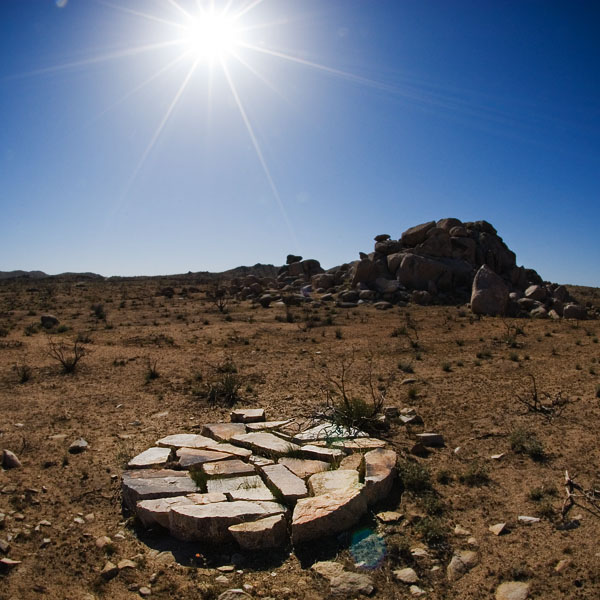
[4,39,185,81]
[164,0,194,20]
[85,51,192,128]
[233,0,267,21]
[121,59,199,199]
[95,0,186,31]
[229,49,288,102]
[221,60,299,250]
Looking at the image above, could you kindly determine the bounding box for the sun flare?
[183,10,238,61]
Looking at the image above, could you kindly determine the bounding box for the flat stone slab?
[308,469,361,496]
[363,448,397,504]
[122,472,199,510]
[261,463,308,502]
[278,457,330,479]
[202,423,247,441]
[156,434,219,450]
[202,460,256,478]
[210,443,252,459]
[176,448,236,470]
[227,486,277,502]
[136,493,226,529]
[330,438,387,453]
[230,408,266,423]
[206,475,265,494]
[246,420,293,432]
[169,501,269,542]
[231,432,302,458]
[299,444,345,463]
[228,514,287,550]
[292,423,368,443]
[292,488,368,544]
[128,447,172,469]
[249,455,275,467]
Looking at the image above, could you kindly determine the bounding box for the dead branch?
[561,470,600,520]
[515,374,570,422]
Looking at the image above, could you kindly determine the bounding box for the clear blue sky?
[1,1,598,285]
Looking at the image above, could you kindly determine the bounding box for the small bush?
[145,361,160,382]
[398,361,414,374]
[407,386,418,401]
[398,459,431,494]
[205,373,242,406]
[15,364,32,383]
[509,352,519,362]
[510,428,546,461]
[596,384,600,399]
[0,325,8,338]
[47,338,85,374]
[91,303,106,320]
[459,460,490,486]
[416,517,447,547]
[436,469,453,485]
[420,492,444,516]
[441,362,452,372]
[335,328,343,339]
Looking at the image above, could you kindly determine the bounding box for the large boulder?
[311,273,335,290]
[436,217,463,232]
[415,227,452,258]
[470,265,509,316]
[397,254,472,291]
[374,239,402,255]
[401,221,436,246]
[351,259,378,287]
[563,303,587,320]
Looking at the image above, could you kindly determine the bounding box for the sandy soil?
[1,277,599,599]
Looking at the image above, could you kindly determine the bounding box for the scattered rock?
[101,561,119,581]
[495,581,531,600]
[447,550,478,580]
[329,571,374,596]
[95,536,112,549]
[40,314,59,328]
[517,516,540,524]
[230,409,265,424]
[2,450,22,469]
[118,559,137,570]
[555,559,571,573]
[489,523,507,536]
[415,433,445,447]
[409,584,426,596]
[139,586,152,597]
[68,438,89,454]
[394,567,419,584]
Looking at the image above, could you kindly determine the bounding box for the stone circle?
[122,409,397,549]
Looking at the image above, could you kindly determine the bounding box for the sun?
[183,10,238,61]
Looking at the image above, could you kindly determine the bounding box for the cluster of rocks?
[222,218,591,319]
[123,410,397,550]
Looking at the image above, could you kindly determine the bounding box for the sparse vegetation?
[47,337,85,374]
[510,428,546,461]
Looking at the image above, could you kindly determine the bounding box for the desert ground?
[1,276,599,599]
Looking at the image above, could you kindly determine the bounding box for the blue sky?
[1,1,598,285]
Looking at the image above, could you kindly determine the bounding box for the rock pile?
[218,218,591,319]
[123,410,397,550]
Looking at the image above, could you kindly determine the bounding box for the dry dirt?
[1,277,599,599]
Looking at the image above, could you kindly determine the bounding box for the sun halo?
[183,10,238,61]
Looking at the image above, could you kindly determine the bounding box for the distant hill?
[0,270,48,280]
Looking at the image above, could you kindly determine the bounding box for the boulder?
[524,285,546,301]
[374,239,402,255]
[311,273,335,290]
[286,254,302,265]
[307,469,361,496]
[2,450,22,469]
[553,285,569,302]
[387,252,405,275]
[291,488,368,544]
[416,227,452,258]
[374,278,400,294]
[470,265,509,316]
[563,303,587,320]
[436,217,463,231]
[401,221,436,246]
[374,234,390,242]
[449,225,469,237]
[351,259,378,287]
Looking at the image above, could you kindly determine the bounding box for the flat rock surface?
[128,447,172,469]
[169,501,268,542]
[228,514,287,550]
[227,487,277,502]
[261,463,308,501]
[231,432,302,457]
[156,434,219,449]
[246,420,293,431]
[202,423,247,441]
[292,488,368,544]
[278,457,329,479]
[202,459,255,478]
[176,448,236,469]
[122,473,199,510]
[206,475,265,494]
[363,448,397,504]
[307,469,361,496]
[292,423,368,443]
[299,444,345,463]
[496,581,531,600]
[230,408,265,423]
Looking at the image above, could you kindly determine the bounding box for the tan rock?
[447,550,478,580]
[292,423,368,443]
[202,460,255,478]
[101,561,118,581]
[331,438,387,453]
[495,581,531,600]
[261,463,308,502]
[202,423,247,441]
[117,559,137,570]
[299,444,345,463]
[555,559,571,573]
[230,408,265,423]
[155,434,218,450]
[127,447,172,469]
[278,457,329,479]
[210,443,252,459]
[292,488,367,544]
[228,514,287,549]
[169,501,268,542]
[207,475,264,494]
[489,522,507,536]
[363,448,397,504]
[340,453,363,471]
[136,496,195,529]
[176,448,235,470]
[230,432,302,458]
[376,511,403,523]
[307,469,360,496]
[227,487,277,502]
[246,420,292,431]
[394,567,419,583]
[122,471,199,510]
